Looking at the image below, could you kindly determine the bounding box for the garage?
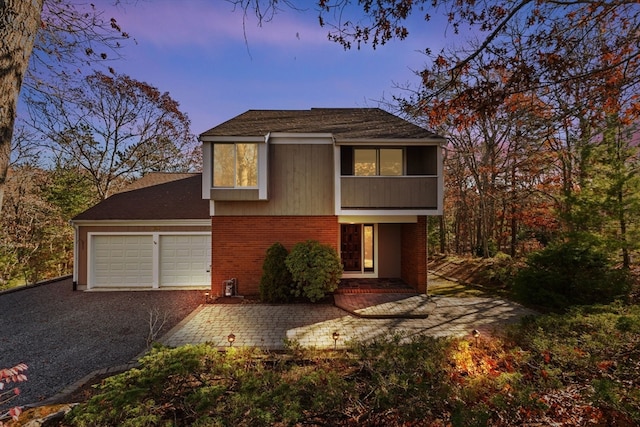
[88,233,211,289]
[71,173,212,290]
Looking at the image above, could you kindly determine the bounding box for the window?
[213,143,258,187]
[354,148,403,176]
[363,224,374,271]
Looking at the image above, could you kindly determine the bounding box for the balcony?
[340,176,438,210]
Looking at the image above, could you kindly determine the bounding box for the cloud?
[107,0,329,51]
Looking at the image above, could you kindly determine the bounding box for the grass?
[58,302,640,427]
[427,275,492,297]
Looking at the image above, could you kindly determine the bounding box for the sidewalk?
[160,294,536,350]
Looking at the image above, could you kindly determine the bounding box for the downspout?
[70,220,78,291]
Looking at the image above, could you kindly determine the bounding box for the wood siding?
[341,176,438,209]
[215,144,334,215]
[210,188,259,201]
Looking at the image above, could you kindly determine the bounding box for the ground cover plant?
[63,302,640,427]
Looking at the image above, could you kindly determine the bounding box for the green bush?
[513,236,631,311]
[259,242,293,303]
[66,344,352,427]
[285,240,343,302]
[482,252,520,288]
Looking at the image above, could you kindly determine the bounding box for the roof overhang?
[198,135,265,143]
[334,137,447,146]
[70,219,211,227]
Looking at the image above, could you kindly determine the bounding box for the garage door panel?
[159,235,210,287]
[92,235,153,287]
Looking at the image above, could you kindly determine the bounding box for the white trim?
[72,223,79,284]
[338,215,417,224]
[267,133,334,144]
[201,143,212,199]
[87,231,211,290]
[334,138,446,145]
[334,145,342,216]
[258,142,268,199]
[338,208,442,216]
[152,233,160,288]
[209,200,215,216]
[199,136,265,143]
[72,219,210,227]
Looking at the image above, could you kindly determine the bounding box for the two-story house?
[71,108,445,295]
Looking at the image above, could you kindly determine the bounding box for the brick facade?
[401,216,428,293]
[211,216,339,296]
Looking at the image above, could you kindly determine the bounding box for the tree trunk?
[0,0,44,213]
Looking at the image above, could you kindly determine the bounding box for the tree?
[1,0,128,212]
[1,166,62,285]
[0,0,44,213]
[27,71,198,199]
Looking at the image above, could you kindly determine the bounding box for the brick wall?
[211,216,339,296]
[401,216,428,293]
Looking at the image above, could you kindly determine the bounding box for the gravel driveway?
[0,278,203,411]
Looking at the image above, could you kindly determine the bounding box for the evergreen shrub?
[259,242,293,303]
[513,236,631,311]
[285,240,342,302]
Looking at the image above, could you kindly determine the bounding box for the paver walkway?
[160,295,536,350]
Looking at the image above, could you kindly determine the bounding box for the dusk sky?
[95,0,455,136]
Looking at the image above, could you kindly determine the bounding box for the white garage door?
[159,235,211,287]
[92,235,153,287]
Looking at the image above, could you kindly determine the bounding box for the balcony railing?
[340,176,438,210]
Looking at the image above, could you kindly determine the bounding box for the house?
[72,108,445,294]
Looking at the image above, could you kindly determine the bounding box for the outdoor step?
[334,293,435,319]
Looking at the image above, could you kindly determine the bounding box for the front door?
[341,224,361,271]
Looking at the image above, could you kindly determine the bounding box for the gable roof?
[200,108,444,140]
[72,173,208,221]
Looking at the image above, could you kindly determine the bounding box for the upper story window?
[354,148,403,176]
[342,145,438,176]
[213,143,258,187]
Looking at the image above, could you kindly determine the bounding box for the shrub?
[0,363,28,426]
[513,236,631,311]
[259,243,293,303]
[482,252,520,288]
[66,344,352,427]
[285,240,342,302]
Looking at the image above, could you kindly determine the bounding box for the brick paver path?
[160,296,536,350]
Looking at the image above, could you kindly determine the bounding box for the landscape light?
[332,331,340,350]
[472,329,480,346]
[227,333,236,347]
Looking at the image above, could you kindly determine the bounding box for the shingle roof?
[72,173,208,221]
[200,108,444,140]
[117,172,198,193]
